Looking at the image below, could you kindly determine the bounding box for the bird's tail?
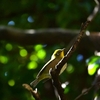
[30,78,39,88]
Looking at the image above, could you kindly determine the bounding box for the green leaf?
[86,56,100,75]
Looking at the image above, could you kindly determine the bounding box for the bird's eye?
[56,52,59,56]
[55,51,60,56]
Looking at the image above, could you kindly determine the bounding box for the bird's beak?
[62,48,69,55]
[62,48,66,54]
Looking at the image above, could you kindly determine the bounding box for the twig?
[87,0,100,22]
[22,84,41,100]
[74,86,93,100]
[74,81,100,100]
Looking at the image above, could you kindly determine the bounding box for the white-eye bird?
[30,48,67,88]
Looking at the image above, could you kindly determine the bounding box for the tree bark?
[0,26,100,51]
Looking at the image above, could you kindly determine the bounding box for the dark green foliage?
[0,0,100,100]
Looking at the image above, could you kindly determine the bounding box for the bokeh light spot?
[61,82,69,89]
[85,30,90,36]
[34,44,43,51]
[8,79,15,86]
[5,43,13,51]
[77,54,83,62]
[64,87,69,94]
[62,83,66,88]
[27,61,37,70]
[97,68,100,75]
[4,72,8,76]
[67,64,74,74]
[27,16,34,23]
[8,20,15,26]
[30,54,38,61]
[0,56,8,64]
[94,96,98,100]
[20,49,28,57]
[37,49,46,59]
[48,3,55,9]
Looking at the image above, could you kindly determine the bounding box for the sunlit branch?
[22,84,41,100]
[50,0,100,100]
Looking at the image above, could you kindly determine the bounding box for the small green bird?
[30,48,67,88]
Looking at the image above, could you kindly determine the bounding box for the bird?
[30,48,67,88]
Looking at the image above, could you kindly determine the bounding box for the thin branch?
[22,84,41,100]
[74,86,93,100]
[75,82,100,100]
[87,0,100,21]
[50,0,99,100]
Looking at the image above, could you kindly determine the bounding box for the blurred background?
[0,0,100,100]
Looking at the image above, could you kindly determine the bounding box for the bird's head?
[51,48,65,60]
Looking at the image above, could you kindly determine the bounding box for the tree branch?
[55,20,90,75]
[22,84,41,100]
[74,86,93,100]
[50,21,90,100]
[0,26,100,51]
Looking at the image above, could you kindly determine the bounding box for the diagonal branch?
[22,84,41,100]
[50,0,100,100]
[55,0,100,78]
[50,21,90,100]
[56,21,90,75]
[87,0,100,21]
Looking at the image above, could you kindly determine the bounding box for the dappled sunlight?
[5,43,13,51]
[86,56,100,75]
[19,48,28,57]
[30,54,38,61]
[64,87,70,94]
[8,79,15,86]
[36,49,46,60]
[4,71,8,77]
[85,30,90,36]
[27,61,38,70]
[76,54,83,62]
[97,68,100,75]
[88,64,97,75]
[95,51,100,56]
[27,16,34,23]
[61,81,69,89]
[0,55,8,64]
[8,20,15,26]
[34,44,43,51]
[0,0,99,99]
[66,64,74,74]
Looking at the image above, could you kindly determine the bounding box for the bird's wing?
[59,63,67,75]
[36,58,57,78]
